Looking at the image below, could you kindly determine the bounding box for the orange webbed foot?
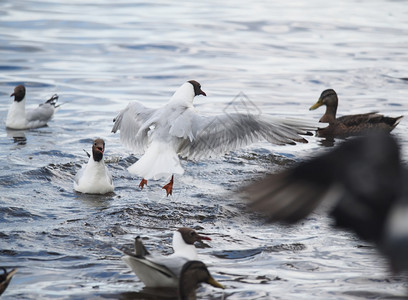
[139,178,148,190]
[162,175,174,197]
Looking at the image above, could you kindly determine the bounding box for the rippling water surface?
[1,1,408,299]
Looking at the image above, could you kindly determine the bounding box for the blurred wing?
[243,149,340,223]
[111,102,158,154]
[177,112,316,160]
[245,171,334,223]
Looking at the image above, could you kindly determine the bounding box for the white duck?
[74,138,114,194]
[118,227,211,288]
[112,80,315,196]
[6,85,59,129]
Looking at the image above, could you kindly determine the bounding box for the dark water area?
[1,1,408,299]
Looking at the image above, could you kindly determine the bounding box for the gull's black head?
[188,80,206,97]
[92,138,105,162]
[178,227,211,245]
[10,85,26,102]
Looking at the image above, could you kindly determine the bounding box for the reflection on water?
[6,128,27,145]
[1,0,408,299]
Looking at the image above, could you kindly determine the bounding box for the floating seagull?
[243,133,408,271]
[74,138,114,194]
[6,85,59,130]
[310,89,403,138]
[178,260,224,300]
[112,80,316,196]
[0,268,17,296]
[118,228,211,288]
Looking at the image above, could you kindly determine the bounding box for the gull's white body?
[112,81,316,181]
[74,153,114,194]
[6,96,57,130]
[172,230,198,260]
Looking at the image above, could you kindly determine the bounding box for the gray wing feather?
[111,102,157,154]
[26,104,55,124]
[177,113,315,160]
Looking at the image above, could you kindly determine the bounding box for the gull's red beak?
[197,234,211,241]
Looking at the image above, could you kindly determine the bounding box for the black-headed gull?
[6,85,59,130]
[243,133,408,271]
[0,268,17,296]
[74,138,114,194]
[112,80,315,196]
[118,227,211,288]
[178,260,224,300]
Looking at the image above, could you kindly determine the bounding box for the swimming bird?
[74,138,114,194]
[178,260,225,300]
[112,80,316,196]
[118,227,211,288]
[0,268,17,296]
[309,89,403,138]
[243,134,408,271]
[6,85,59,130]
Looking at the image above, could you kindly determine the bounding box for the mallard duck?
[309,89,403,138]
[0,268,17,296]
[178,260,225,300]
[243,134,408,271]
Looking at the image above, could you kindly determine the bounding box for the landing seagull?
[112,80,315,196]
[6,85,59,130]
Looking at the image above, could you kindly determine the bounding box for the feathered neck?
[6,97,27,128]
[172,231,197,260]
[168,82,195,105]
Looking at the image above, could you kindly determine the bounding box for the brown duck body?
[310,89,403,138]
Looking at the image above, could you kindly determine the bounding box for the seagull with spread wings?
[112,80,315,196]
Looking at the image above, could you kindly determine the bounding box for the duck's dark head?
[310,89,338,110]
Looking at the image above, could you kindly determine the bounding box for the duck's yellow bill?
[207,276,225,289]
[309,101,323,111]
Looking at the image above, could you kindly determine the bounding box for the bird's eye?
[190,231,195,236]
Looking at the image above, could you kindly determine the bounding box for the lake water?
[1,0,408,299]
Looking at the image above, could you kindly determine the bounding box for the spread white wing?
[177,110,316,160]
[111,101,158,154]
